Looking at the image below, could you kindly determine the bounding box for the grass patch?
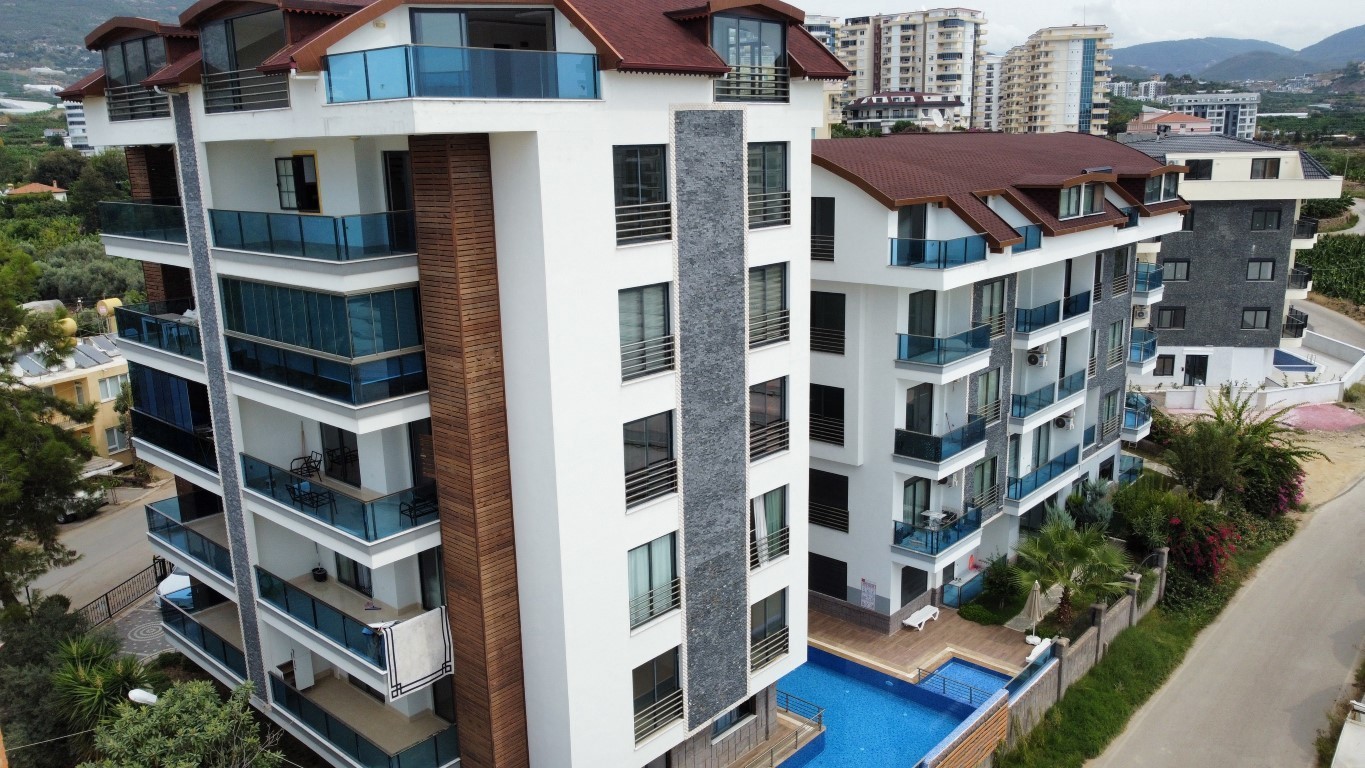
[996,527,1293,768]
[1316,655,1365,765]
[1345,383,1365,404]
[1321,212,1361,233]
[958,589,1028,626]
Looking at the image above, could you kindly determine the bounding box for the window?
[105,427,129,453]
[1165,260,1189,281]
[628,533,678,627]
[614,146,670,244]
[1100,390,1120,431]
[98,373,129,401]
[748,143,789,227]
[73,383,86,406]
[809,469,849,532]
[749,263,788,346]
[750,589,788,670]
[1182,204,1196,231]
[1241,308,1270,329]
[1163,172,1179,200]
[811,197,835,260]
[1251,158,1280,179]
[1060,182,1104,219]
[712,697,757,739]
[418,546,445,610]
[809,552,847,599]
[220,280,423,358]
[749,378,788,460]
[624,412,676,506]
[1156,306,1186,330]
[971,456,999,508]
[619,284,672,380]
[1107,320,1125,367]
[903,477,930,526]
[1143,173,1179,204]
[981,279,1006,337]
[335,554,373,597]
[1251,209,1281,231]
[1185,159,1213,180]
[712,16,787,71]
[750,487,788,567]
[811,291,845,354]
[810,384,844,445]
[1154,355,1175,376]
[975,367,1001,423]
[1246,260,1275,281]
[103,36,168,88]
[633,649,682,741]
[275,154,320,212]
[321,424,361,487]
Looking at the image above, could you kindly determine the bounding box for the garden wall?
[1004,660,1060,750]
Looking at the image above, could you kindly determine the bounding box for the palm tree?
[1012,513,1132,627]
[51,632,163,755]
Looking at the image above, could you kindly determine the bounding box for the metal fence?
[77,557,171,626]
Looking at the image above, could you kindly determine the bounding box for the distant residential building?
[845,91,965,132]
[1126,109,1213,135]
[11,332,132,465]
[1165,92,1259,139]
[1109,80,1133,98]
[3,182,68,201]
[804,15,846,135]
[999,25,1112,135]
[63,100,92,154]
[1136,79,1167,101]
[805,14,841,52]
[973,52,1002,130]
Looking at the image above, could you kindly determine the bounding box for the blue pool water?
[921,658,1011,705]
[779,648,976,768]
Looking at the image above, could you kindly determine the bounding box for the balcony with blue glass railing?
[131,410,218,473]
[269,672,459,768]
[1062,290,1091,319]
[115,299,203,361]
[145,495,233,581]
[1015,299,1061,333]
[896,324,990,366]
[159,597,246,681]
[893,506,983,556]
[1134,262,1164,294]
[1129,328,1158,365]
[98,201,187,244]
[1010,380,1056,419]
[1007,446,1080,501]
[1014,224,1042,252]
[888,234,987,269]
[209,209,416,261]
[893,414,986,464]
[225,337,427,406]
[1118,455,1145,486]
[1123,393,1152,436]
[323,44,599,103]
[241,454,439,543]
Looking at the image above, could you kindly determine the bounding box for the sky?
[803,1,1365,52]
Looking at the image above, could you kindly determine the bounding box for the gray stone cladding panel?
[1091,247,1135,455]
[1156,200,1295,350]
[966,275,1015,509]
[171,93,267,693]
[673,109,751,728]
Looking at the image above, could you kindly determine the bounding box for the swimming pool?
[919,658,1011,706]
[779,648,984,768]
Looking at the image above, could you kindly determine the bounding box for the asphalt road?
[1344,199,1365,236]
[1090,477,1365,768]
[29,481,175,608]
[1306,297,1365,349]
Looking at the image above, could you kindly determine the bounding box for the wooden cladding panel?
[933,701,1008,768]
[126,146,152,202]
[409,134,528,768]
[140,264,193,304]
[141,261,167,304]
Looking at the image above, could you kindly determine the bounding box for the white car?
[157,566,194,608]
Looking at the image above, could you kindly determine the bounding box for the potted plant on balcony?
[311,566,328,582]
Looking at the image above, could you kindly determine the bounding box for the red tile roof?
[143,51,203,87]
[6,183,67,195]
[813,132,1188,250]
[85,17,195,50]
[57,69,107,101]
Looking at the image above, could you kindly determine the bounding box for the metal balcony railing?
[896,325,990,366]
[749,308,790,347]
[1107,343,1125,368]
[1288,267,1312,290]
[811,326,844,355]
[749,420,790,461]
[325,44,600,103]
[750,526,791,570]
[750,190,792,228]
[98,201,186,243]
[115,299,202,360]
[893,414,986,463]
[202,68,289,113]
[1294,217,1319,239]
[105,84,171,121]
[811,233,834,261]
[634,688,684,743]
[889,235,987,269]
[986,312,1007,338]
[616,201,672,245]
[1111,272,1131,295]
[715,65,790,102]
[1101,414,1121,441]
[1007,446,1080,500]
[625,459,678,507]
[973,484,1001,511]
[810,415,844,446]
[750,626,790,671]
[629,577,681,628]
[893,505,982,555]
[1283,307,1308,339]
[621,335,675,381]
[809,501,849,532]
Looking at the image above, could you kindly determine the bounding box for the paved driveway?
[1089,478,1365,768]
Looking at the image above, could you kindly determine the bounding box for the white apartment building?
[837,15,879,102]
[806,132,1183,628]
[1136,78,1168,101]
[1108,80,1133,99]
[65,3,846,767]
[62,100,93,154]
[1000,25,1113,135]
[972,52,1002,130]
[845,91,966,132]
[1122,134,1342,394]
[1164,92,1260,140]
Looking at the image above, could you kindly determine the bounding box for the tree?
[32,239,144,305]
[0,240,97,606]
[0,595,93,768]
[82,681,284,768]
[52,633,164,756]
[68,149,129,232]
[1064,478,1114,529]
[1301,191,1355,220]
[31,148,88,189]
[1012,513,1132,626]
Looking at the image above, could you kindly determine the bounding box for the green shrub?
[981,554,1015,601]
[958,603,999,624]
[1302,192,1356,220]
[1344,383,1365,403]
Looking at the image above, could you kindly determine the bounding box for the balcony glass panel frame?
[889,235,987,269]
[893,413,987,463]
[226,337,427,406]
[115,299,203,360]
[892,505,982,555]
[159,598,246,679]
[1015,300,1061,333]
[98,201,187,243]
[256,567,388,669]
[1129,328,1157,364]
[209,209,417,261]
[145,496,232,579]
[131,409,217,472]
[896,325,990,366]
[324,44,601,103]
[1134,262,1164,293]
[1007,446,1080,500]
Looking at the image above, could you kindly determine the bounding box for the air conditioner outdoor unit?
[937,473,957,486]
[1134,306,1149,320]
[1027,351,1048,366]
[1054,414,1075,430]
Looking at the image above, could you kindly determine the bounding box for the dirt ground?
[1294,403,1365,508]
[1309,292,1365,325]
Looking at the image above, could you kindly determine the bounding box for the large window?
[1241,308,1270,330]
[633,649,682,741]
[1165,260,1190,281]
[811,291,845,354]
[748,143,790,227]
[1144,172,1180,204]
[981,279,1006,337]
[619,284,673,380]
[98,373,129,402]
[712,15,788,102]
[811,197,835,260]
[1185,158,1213,180]
[749,263,789,346]
[411,8,553,49]
[105,427,129,453]
[1246,260,1275,281]
[335,553,373,597]
[200,10,288,112]
[750,487,789,567]
[275,155,320,212]
[220,280,422,359]
[809,552,847,599]
[1250,158,1281,179]
[613,146,670,244]
[628,533,678,628]
[975,367,1001,423]
[103,36,168,87]
[903,477,930,527]
[972,456,999,508]
[1060,182,1104,219]
[712,697,756,739]
[1251,209,1282,231]
[810,384,844,445]
[624,412,676,507]
[809,469,849,532]
[749,378,788,460]
[1156,306,1186,330]
[750,588,788,670]
[1155,355,1176,377]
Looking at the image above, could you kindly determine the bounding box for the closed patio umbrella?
[1023,580,1044,646]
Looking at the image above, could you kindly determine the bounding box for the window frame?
[1184,158,1213,181]
[334,553,373,597]
[1250,208,1282,231]
[1240,307,1271,330]
[1156,306,1186,330]
[1154,354,1176,377]
[1250,157,1281,179]
[612,145,669,207]
[1164,260,1190,281]
[627,532,678,627]
[1060,182,1105,220]
[623,411,674,474]
[275,153,321,213]
[98,372,129,402]
[105,426,129,453]
[711,697,757,740]
[1246,260,1275,281]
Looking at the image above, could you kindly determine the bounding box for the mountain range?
[1111,25,1365,81]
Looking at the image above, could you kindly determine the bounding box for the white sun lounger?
[902,605,940,631]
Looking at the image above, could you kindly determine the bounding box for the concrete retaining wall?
[1004,660,1060,750]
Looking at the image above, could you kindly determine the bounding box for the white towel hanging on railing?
[380,607,453,701]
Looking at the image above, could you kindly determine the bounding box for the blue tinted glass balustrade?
[256,567,387,669]
[893,414,986,463]
[115,300,203,360]
[1135,263,1164,293]
[896,325,990,365]
[888,235,987,268]
[1124,393,1152,429]
[1010,381,1056,418]
[1118,455,1145,486]
[209,209,416,260]
[892,506,983,555]
[98,201,187,243]
[159,598,247,679]
[240,454,438,542]
[269,674,459,768]
[1014,225,1042,252]
[1062,290,1091,319]
[1129,328,1157,364]
[1007,446,1080,500]
[131,410,217,472]
[324,44,600,103]
[1084,424,1096,446]
[145,496,232,579]
[225,337,427,406]
[1058,370,1086,399]
[1015,300,1061,333]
